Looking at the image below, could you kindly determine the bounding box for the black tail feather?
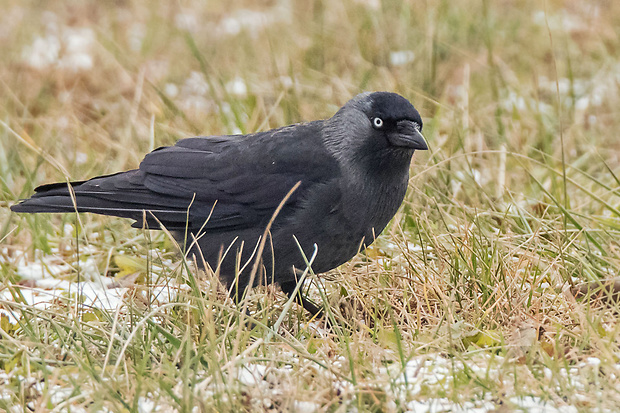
[10,171,195,229]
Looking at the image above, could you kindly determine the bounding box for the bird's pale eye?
[372,117,384,129]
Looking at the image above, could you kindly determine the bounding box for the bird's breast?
[269,171,409,278]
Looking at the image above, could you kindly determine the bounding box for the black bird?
[11,92,427,316]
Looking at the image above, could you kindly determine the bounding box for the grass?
[1,0,620,411]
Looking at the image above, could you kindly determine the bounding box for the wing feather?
[12,120,340,232]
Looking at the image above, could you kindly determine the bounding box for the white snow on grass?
[216,3,292,38]
[237,363,267,386]
[22,21,95,71]
[2,250,184,316]
[0,250,601,413]
[184,351,592,412]
[390,50,415,66]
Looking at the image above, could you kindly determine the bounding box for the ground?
[1,0,620,411]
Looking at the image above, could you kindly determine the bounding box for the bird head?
[324,92,428,165]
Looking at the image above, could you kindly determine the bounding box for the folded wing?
[11,121,339,232]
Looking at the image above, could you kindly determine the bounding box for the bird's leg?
[279,280,323,318]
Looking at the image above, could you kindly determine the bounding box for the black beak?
[388,120,428,150]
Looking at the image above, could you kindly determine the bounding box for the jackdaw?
[11,91,427,316]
